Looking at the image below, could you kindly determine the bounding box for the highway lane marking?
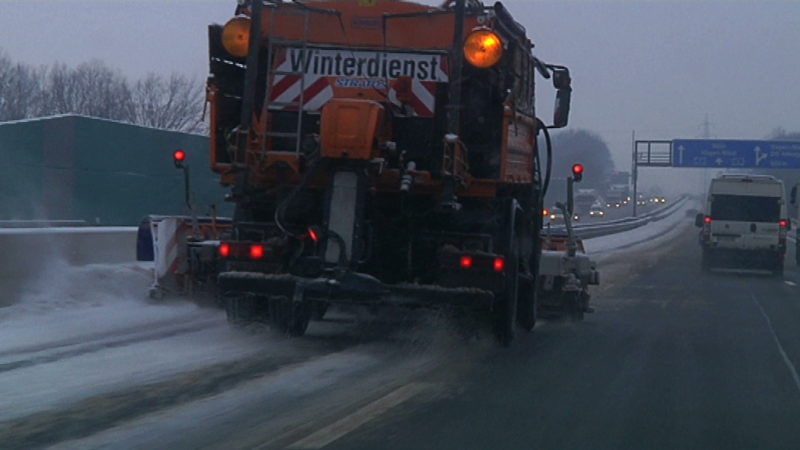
[286,382,432,449]
[785,281,797,287]
[751,294,800,394]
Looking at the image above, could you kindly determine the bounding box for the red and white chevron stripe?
[387,78,437,117]
[270,50,335,111]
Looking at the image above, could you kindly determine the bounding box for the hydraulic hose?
[536,118,553,199]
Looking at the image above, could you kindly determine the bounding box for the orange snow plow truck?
[139,0,572,345]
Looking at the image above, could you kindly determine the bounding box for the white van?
[695,174,790,275]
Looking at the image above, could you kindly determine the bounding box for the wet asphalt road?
[326,229,800,450]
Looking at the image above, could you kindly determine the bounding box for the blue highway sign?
[672,139,800,168]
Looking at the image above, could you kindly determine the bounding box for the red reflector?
[173,149,186,162]
[493,257,505,272]
[219,243,230,258]
[308,227,319,243]
[460,255,473,269]
[704,216,712,223]
[249,244,265,259]
[780,219,788,227]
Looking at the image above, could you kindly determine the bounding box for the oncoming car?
[589,205,605,217]
[545,208,579,224]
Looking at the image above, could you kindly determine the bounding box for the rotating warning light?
[571,163,584,182]
[463,29,503,68]
[222,16,251,58]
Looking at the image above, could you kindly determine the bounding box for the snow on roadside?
[0,319,274,423]
[0,259,210,354]
[584,199,699,258]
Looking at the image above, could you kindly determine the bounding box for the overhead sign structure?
[672,139,800,169]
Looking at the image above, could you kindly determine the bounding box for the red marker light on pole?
[571,163,584,182]
[173,149,186,167]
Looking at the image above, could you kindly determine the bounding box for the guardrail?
[543,195,689,239]
[0,220,90,228]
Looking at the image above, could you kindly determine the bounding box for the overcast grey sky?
[1,0,799,188]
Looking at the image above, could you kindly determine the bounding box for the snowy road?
[0,203,694,449]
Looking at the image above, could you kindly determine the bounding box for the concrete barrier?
[0,227,138,303]
[0,227,138,270]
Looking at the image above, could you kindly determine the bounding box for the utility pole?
[631,130,638,217]
[701,113,712,138]
[700,113,712,189]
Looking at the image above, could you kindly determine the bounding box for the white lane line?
[785,280,797,287]
[751,294,800,394]
[287,382,431,449]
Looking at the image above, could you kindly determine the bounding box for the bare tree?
[0,49,206,133]
[0,51,43,121]
[550,129,616,189]
[41,60,134,122]
[131,73,206,133]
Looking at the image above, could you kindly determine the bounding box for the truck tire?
[517,274,537,332]
[517,192,539,333]
[495,199,520,347]
[495,256,519,346]
[225,295,268,328]
[268,296,311,336]
[311,301,329,320]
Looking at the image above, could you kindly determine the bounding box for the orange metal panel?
[207,85,231,174]
[500,107,535,184]
[320,99,384,159]
[255,1,480,50]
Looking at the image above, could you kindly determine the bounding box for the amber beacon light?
[222,16,251,58]
[463,29,503,68]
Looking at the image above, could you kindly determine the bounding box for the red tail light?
[702,216,712,240]
[219,242,231,258]
[249,244,265,259]
[460,255,473,269]
[493,257,505,272]
[779,219,788,244]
